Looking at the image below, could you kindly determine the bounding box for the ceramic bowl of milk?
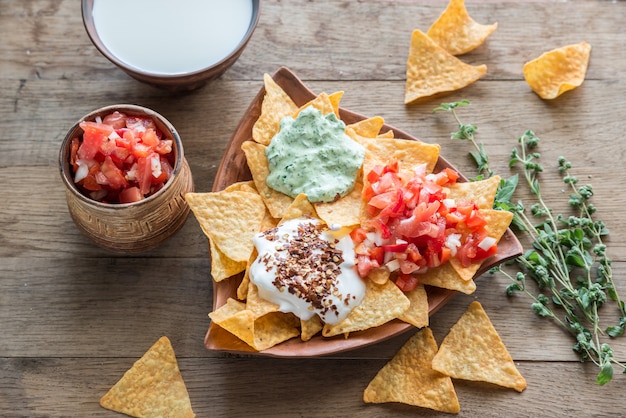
[82,0,261,92]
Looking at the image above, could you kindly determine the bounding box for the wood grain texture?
[2,0,626,416]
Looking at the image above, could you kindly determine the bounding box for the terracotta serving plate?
[204,66,523,357]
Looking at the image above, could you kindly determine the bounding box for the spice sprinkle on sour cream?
[249,217,365,325]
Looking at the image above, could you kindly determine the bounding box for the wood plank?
[2,0,626,81]
[1,357,624,417]
[2,257,624,361]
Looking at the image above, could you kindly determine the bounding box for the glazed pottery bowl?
[59,104,194,253]
[81,0,262,92]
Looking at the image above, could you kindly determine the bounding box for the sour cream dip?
[92,0,254,75]
[249,217,365,325]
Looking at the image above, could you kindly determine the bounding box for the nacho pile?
[186,73,514,353]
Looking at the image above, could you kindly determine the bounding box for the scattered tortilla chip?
[241,140,294,218]
[363,328,460,413]
[100,336,195,418]
[209,238,246,282]
[427,0,498,55]
[432,301,527,392]
[322,279,410,337]
[449,208,514,281]
[523,41,591,100]
[418,262,477,294]
[398,284,429,328]
[405,29,487,104]
[447,175,500,209]
[223,180,258,193]
[185,190,266,262]
[252,73,299,145]
[315,182,363,227]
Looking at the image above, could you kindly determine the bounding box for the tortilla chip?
[418,262,477,294]
[294,92,336,118]
[328,91,344,117]
[347,116,385,138]
[246,282,280,318]
[523,41,591,100]
[252,73,299,145]
[209,298,300,351]
[185,190,266,262]
[427,0,498,55]
[279,193,317,222]
[209,238,246,282]
[361,136,441,174]
[405,29,487,104]
[363,328,460,413]
[241,140,294,218]
[300,315,324,342]
[398,284,429,328]
[223,180,257,193]
[315,182,363,227]
[432,301,527,392]
[322,279,410,337]
[447,175,500,209]
[449,208,514,281]
[367,268,391,285]
[100,336,195,418]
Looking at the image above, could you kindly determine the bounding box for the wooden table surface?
[2,0,626,416]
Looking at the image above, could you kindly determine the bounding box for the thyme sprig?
[434,101,626,385]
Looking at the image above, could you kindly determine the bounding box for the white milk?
[92,0,254,75]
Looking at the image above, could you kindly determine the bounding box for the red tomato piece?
[119,186,143,204]
[395,274,419,292]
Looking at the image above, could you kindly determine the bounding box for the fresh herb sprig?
[434,101,626,385]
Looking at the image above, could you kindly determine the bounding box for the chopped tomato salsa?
[70,111,175,204]
[355,160,498,292]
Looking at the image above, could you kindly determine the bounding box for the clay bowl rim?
[80,0,262,83]
[59,103,185,210]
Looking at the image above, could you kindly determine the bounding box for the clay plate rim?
[204,66,523,357]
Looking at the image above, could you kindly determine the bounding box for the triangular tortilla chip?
[523,41,591,100]
[432,301,527,392]
[418,262,477,294]
[447,175,500,209]
[241,140,294,218]
[347,116,385,138]
[185,190,266,262]
[314,182,363,227]
[100,336,195,417]
[363,328,460,413]
[209,238,246,282]
[405,29,487,104]
[398,284,429,328]
[252,73,298,145]
[322,279,410,337]
[427,0,498,55]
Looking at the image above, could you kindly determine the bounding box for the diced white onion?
[150,155,161,178]
[73,160,89,183]
[478,236,497,251]
[443,198,456,209]
[95,116,103,124]
[385,259,400,272]
[445,233,462,256]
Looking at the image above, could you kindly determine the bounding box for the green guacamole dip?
[265,106,365,203]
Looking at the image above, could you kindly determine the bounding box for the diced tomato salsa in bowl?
[69,111,176,204]
[59,104,194,253]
